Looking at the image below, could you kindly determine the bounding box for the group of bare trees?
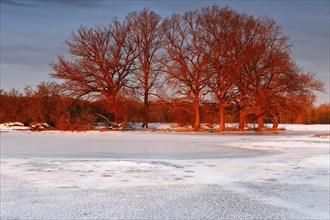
[51,6,324,131]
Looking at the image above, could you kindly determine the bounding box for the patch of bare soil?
[312,133,330,138]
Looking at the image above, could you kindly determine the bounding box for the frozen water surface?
[1,128,329,219]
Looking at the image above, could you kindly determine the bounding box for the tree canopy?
[49,6,325,130]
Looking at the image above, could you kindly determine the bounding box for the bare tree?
[232,15,292,129]
[126,8,165,128]
[50,19,137,122]
[163,11,209,131]
[201,6,240,131]
[232,14,325,129]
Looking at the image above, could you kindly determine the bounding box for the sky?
[1,0,329,105]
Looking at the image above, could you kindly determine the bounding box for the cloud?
[1,0,105,8]
[1,0,31,7]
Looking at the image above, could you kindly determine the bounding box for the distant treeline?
[0,82,329,130]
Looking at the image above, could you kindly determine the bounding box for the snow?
[1,121,329,132]
[1,125,329,219]
[157,122,187,130]
[0,122,30,131]
[155,122,330,132]
[278,124,330,131]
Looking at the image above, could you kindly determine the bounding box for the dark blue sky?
[1,0,329,104]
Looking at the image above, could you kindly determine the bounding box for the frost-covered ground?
[1,125,329,219]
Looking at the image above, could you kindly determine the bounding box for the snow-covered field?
[1,125,329,219]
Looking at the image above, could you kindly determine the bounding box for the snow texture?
[1,126,329,219]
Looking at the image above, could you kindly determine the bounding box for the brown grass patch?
[312,133,330,138]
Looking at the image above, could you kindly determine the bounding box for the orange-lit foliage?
[313,103,330,124]
[0,82,98,130]
[148,100,170,122]
[0,85,327,129]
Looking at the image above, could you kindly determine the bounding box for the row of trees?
[1,84,329,129]
[49,6,324,130]
[0,83,219,129]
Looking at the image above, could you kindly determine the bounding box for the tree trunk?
[193,94,200,131]
[257,115,264,129]
[106,93,117,122]
[142,64,150,129]
[272,115,279,129]
[143,87,149,128]
[217,103,225,131]
[239,110,245,129]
